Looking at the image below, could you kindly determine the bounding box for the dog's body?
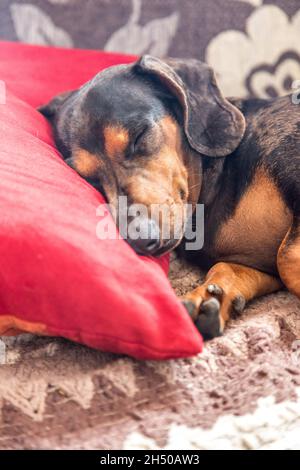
[40,56,300,340]
[187,95,296,275]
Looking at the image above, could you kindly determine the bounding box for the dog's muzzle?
[126,217,161,255]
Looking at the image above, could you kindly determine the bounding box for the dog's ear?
[38,90,76,121]
[135,55,245,157]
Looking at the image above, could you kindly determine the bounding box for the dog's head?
[40,56,245,256]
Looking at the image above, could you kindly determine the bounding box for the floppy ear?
[38,90,76,121]
[135,55,246,157]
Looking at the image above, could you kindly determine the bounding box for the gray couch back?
[1,0,299,98]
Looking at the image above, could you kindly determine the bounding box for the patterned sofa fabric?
[1,0,299,98]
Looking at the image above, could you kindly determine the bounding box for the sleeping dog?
[39,55,299,340]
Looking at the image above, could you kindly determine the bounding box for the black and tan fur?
[39,56,300,340]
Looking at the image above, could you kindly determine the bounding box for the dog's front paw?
[181,284,246,340]
[182,297,222,340]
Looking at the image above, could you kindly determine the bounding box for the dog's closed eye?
[130,123,163,158]
[132,126,149,155]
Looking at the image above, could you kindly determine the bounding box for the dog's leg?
[182,262,281,339]
[277,218,300,298]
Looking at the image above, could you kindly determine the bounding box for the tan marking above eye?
[73,149,101,178]
[104,126,129,160]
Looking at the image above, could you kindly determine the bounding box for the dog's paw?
[182,297,222,340]
[181,284,246,340]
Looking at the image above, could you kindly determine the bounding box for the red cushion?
[0,41,137,108]
[0,41,202,359]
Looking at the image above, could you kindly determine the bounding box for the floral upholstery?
[1,1,299,98]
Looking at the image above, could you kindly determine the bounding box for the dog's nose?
[127,218,161,255]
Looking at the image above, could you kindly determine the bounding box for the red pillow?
[0,42,202,359]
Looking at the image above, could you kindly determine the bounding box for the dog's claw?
[200,296,220,316]
[196,297,222,340]
[182,297,222,340]
[232,294,246,316]
[207,283,223,296]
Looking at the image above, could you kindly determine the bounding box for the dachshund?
[39,55,300,340]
